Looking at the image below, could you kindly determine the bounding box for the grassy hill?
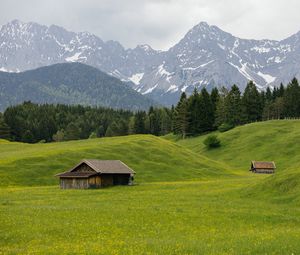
[177,120,300,171]
[1,120,300,254]
[0,135,231,187]
[176,120,300,201]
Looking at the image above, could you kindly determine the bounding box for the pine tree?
[187,89,201,135]
[215,87,228,127]
[210,87,219,128]
[283,77,300,117]
[225,85,242,126]
[159,108,172,135]
[265,87,273,103]
[174,92,189,138]
[0,117,11,140]
[279,83,285,97]
[133,111,146,134]
[210,87,220,115]
[52,129,65,142]
[241,81,263,123]
[199,88,214,132]
[64,123,81,141]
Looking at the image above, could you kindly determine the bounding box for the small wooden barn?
[56,159,135,189]
[250,161,276,174]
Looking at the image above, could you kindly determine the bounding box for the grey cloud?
[1,0,300,50]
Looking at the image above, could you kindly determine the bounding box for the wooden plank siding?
[56,160,135,189]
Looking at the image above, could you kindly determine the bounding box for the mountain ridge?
[2,19,300,105]
[0,62,156,111]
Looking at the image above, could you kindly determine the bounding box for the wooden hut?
[250,161,276,174]
[56,159,135,189]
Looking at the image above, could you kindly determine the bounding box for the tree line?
[0,102,173,143]
[173,78,300,138]
[1,78,300,143]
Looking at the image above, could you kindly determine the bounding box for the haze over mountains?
[1,19,300,105]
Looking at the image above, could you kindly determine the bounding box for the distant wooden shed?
[56,159,135,189]
[250,161,276,174]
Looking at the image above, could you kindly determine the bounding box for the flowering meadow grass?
[1,178,300,254]
[1,121,300,254]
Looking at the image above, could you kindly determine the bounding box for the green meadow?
[1,120,300,254]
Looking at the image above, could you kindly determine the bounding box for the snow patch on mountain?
[257,72,276,84]
[142,84,158,95]
[156,64,173,82]
[65,52,84,62]
[129,73,144,85]
[166,84,179,93]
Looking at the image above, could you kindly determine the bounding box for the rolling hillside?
[0,135,231,187]
[177,120,300,171]
[1,121,300,254]
[176,120,300,201]
[0,62,156,111]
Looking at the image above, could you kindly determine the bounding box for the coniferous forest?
[1,78,300,143]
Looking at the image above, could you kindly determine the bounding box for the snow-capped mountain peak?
[1,19,300,105]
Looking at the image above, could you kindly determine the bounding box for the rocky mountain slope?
[1,19,300,105]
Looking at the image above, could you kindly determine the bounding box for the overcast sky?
[1,0,300,50]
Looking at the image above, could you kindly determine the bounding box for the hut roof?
[56,172,97,178]
[251,161,276,169]
[56,160,135,177]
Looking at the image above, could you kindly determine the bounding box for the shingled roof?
[251,161,276,169]
[57,171,97,178]
[76,159,135,174]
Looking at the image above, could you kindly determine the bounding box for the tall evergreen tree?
[187,89,202,135]
[210,87,219,127]
[265,87,273,103]
[241,81,263,123]
[283,77,300,117]
[198,88,214,132]
[224,85,242,126]
[133,111,146,134]
[0,116,11,140]
[174,92,189,138]
[278,83,285,97]
[215,87,229,127]
[64,123,81,141]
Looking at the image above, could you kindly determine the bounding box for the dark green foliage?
[215,87,229,127]
[52,130,65,142]
[0,113,10,140]
[203,134,221,149]
[173,93,189,138]
[241,81,263,123]
[22,130,34,143]
[187,89,202,135]
[2,102,173,143]
[199,88,214,132]
[210,87,220,113]
[283,78,300,117]
[3,102,133,143]
[133,111,147,134]
[218,123,234,132]
[0,62,156,112]
[64,123,81,141]
[105,120,128,137]
[224,85,242,126]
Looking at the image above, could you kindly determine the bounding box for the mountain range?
[0,62,155,112]
[1,19,300,105]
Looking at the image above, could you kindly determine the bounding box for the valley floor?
[1,121,300,254]
[1,177,299,254]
